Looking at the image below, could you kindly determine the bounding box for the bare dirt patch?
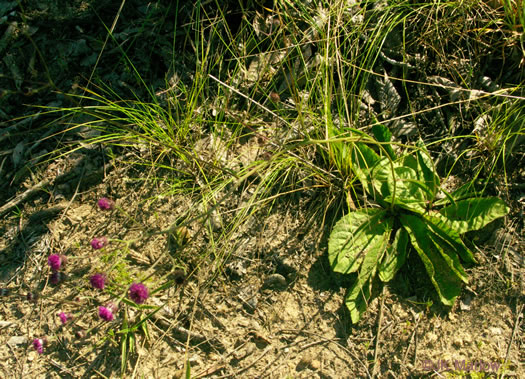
[0,152,523,377]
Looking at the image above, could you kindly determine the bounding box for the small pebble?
[0,321,14,329]
[8,336,28,346]
[310,359,321,370]
[188,354,201,366]
[489,327,502,336]
[225,261,247,280]
[459,294,472,311]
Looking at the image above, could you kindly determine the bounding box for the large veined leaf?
[371,122,396,160]
[415,149,439,197]
[401,159,436,202]
[436,197,509,234]
[350,142,381,192]
[403,141,440,198]
[385,166,428,213]
[371,158,428,213]
[328,209,393,274]
[344,248,378,323]
[400,214,465,306]
[327,124,382,181]
[426,230,469,281]
[424,214,477,264]
[433,181,485,207]
[378,227,409,282]
[369,156,391,198]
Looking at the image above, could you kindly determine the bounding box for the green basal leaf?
[426,229,469,282]
[400,214,464,306]
[436,197,510,234]
[328,208,392,274]
[345,269,375,324]
[371,122,396,160]
[369,156,391,197]
[378,227,409,282]
[434,181,485,206]
[345,231,384,323]
[385,166,428,213]
[372,158,428,213]
[351,142,381,192]
[401,152,438,201]
[415,140,440,197]
[424,213,476,263]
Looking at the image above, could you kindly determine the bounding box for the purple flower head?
[128,283,149,304]
[90,273,106,290]
[32,338,46,354]
[47,254,62,271]
[97,197,115,211]
[98,306,114,321]
[90,237,108,250]
[58,312,72,325]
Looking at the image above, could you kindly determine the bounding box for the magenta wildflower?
[97,197,115,210]
[32,338,46,354]
[90,273,106,290]
[98,304,117,321]
[47,254,62,271]
[90,237,108,250]
[58,312,72,325]
[128,282,149,304]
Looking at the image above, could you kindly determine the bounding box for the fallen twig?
[502,303,523,378]
[372,285,387,378]
[0,179,50,218]
[402,310,422,365]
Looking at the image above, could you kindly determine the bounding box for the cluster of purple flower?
[36,197,150,355]
[93,283,149,322]
[47,254,66,285]
[32,338,46,354]
[58,312,72,324]
[90,197,114,250]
